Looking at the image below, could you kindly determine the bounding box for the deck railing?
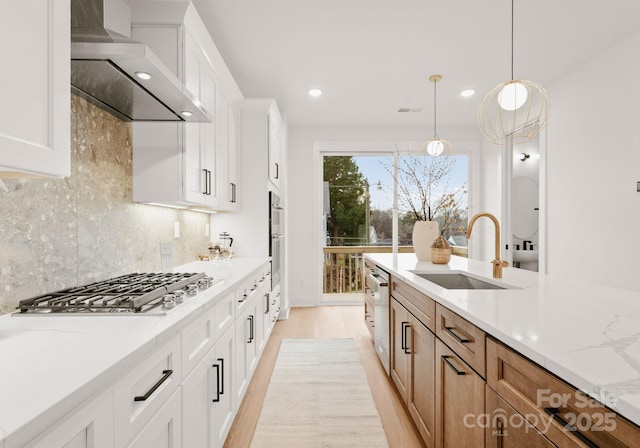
[322,245,467,294]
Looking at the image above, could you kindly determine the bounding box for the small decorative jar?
[431,235,452,264]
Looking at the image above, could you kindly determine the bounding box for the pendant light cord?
[511,0,514,80]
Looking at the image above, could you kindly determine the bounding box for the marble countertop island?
[0,257,269,448]
[366,253,640,427]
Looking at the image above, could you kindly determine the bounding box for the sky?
[353,155,468,210]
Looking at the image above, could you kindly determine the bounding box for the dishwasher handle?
[367,272,388,288]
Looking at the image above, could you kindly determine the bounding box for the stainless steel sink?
[411,272,513,290]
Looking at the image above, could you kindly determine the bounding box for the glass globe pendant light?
[478,0,549,146]
[424,74,451,156]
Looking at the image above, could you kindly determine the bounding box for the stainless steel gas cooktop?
[15,272,214,315]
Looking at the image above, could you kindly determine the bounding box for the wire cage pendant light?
[424,74,452,156]
[477,0,549,146]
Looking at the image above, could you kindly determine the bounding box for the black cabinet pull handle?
[442,356,466,375]
[275,162,279,179]
[134,369,173,402]
[401,322,410,354]
[212,363,221,403]
[247,315,254,343]
[218,358,224,395]
[265,293,270,314]
[202,169,208,194]
[543,408,599,448]
[238,292,247,303]
[208,170,212,195]
[496,418,505,448]
[444,326,471,344]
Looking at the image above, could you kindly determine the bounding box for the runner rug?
[250,338,389,447]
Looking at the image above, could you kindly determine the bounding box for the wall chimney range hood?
[71,0,211,123]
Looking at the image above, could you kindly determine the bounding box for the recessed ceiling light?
[460,89,475,98]
[135,71,152,80]
[181,111,193,117]
[308,88,322,97]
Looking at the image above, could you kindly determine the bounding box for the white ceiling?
[191,0,640,128]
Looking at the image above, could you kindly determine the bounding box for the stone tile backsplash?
[0,95,210,315]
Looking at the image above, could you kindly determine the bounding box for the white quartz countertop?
[366,253,640,427]
[0,257,269,448]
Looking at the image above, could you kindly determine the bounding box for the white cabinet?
[235,294,260,404]
[114,335,182,448]
[268,106,283,189]
[216,91,240,211]
[126,389,182,448]
[182,325,235,448]
[24,389,114,448]
[132,24,219,210]
[0,0,70,177]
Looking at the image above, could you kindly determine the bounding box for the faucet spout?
[465,212,509,278]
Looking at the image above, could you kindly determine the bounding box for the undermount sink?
[410,271,515,290]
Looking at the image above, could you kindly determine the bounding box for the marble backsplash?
[0,95,210,315]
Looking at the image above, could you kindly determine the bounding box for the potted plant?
[389,151,467,261]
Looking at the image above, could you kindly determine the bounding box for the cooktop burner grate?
[16,272,213,315]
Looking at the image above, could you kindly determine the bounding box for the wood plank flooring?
[223,306,426,448]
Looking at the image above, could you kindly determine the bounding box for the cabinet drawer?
[436,304,486,378]
[390,276,436,332]
[181,309,215,377]
[364,259,375,276]
[485,385,555,448]
[487,338,640,447]
[364,295,375,339]
[114,334,181,448]
[214,290,235,338]
[236,265,270,314]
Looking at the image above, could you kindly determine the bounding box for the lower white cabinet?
[182,325,235,448]
[114,335,182,448]
[21,261,275,448]
[235,294,260,404]
[24,389,114,448]
[126,389,182,448]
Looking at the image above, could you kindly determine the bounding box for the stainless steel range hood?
[71,0,211,122]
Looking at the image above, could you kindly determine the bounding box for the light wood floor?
[223,306,425,448]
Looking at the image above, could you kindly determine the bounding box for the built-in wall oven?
[269,191,283,289]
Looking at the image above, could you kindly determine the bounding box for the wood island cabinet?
[487,338,640,448]
[390,276,437,447]
[435,339,485,448]
[485,386,555,448]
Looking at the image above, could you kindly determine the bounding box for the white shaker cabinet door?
[0,0,70,177]
[126,388,182,448]
[24,389,114,448]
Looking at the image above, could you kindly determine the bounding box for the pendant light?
[424,74,451,156]
[477,0,549,146]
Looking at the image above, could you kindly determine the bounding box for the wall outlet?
[174,222,180,239]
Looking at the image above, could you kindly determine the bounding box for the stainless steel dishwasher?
[368,266,390,375]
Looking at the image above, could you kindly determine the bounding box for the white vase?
[412,221,439,261]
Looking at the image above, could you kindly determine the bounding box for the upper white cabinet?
[0,0,70,178]
[131,4,241,212]
[216,90,240,211]
[268,106,283,190]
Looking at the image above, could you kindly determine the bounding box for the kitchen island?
[367,252,640,446]
[0,257,272,448]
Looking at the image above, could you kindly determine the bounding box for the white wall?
[546,30,640,290]
[286,125,487,307]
